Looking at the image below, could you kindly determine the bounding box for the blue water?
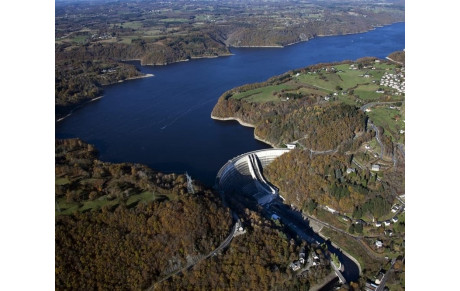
[56,22,405,186]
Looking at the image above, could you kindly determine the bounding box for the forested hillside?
[55,139,233,289]
[213,91,366,150]
[265,150,394,219]
[157,209,332,290]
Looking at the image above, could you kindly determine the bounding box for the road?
[376,258,398,291]
[360,101,402,112]
[331,261,347,284]
[147,221,239,290]
[397,143,405,158]
[368,122,384,158]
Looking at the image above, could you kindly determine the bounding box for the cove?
[56,22,405,187]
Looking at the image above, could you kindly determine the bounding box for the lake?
[56,22,405,186]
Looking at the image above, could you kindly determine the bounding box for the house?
[400,130,405,134]
[384,220,391,226]
[375,221,382,227]
[324,96,330,101]
[375,240,383,248]
[325,206,336,213]
[295,73,300,77]
[392,217,399,223]
[375,271,385,285]
[355,219,366,225]
[365,282,378,291]
[384,230,393,236]
[286,143,296,149]
[290,261,301,271]
[365,108,372,112]
[371,164,380,171]
[346,168,355,174]
[299,251,306,264]
[365,144,371,150]
[312,252,319,260]
[342,216,351,222]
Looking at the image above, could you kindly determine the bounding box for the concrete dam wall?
[216,149,290,205]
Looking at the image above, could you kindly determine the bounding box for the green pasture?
[231,83,292,103]
[120,21,144,29]
[367,106,405,142]
[55,190,170,216]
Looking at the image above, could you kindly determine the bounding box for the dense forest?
[264,150,395,219]
[55,139,233,289]
[157,208,332,290]
[387,50,405,65]
[213,90,367,150]
[55,58,143,118]
[55,139,333,290]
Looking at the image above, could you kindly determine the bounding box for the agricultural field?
[367,104,405,143]
[229,61,405,107]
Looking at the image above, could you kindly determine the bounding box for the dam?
[216,149,291,205]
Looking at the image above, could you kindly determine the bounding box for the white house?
[325,206,336,213]
[286,143,296,149]
[384,220,391,226]
[346,168,355,174]
[375,221,382,227]
[365,144,371,150]
[371,164,380,171]
[392,217,399,223]
[375,240,383,248]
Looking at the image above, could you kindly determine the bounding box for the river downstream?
[56,22,404,187]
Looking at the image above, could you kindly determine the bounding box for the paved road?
[376,258,398,291]
[368,122,384,158]
[331,260,347,284]
[148,221,239,290]
[397,143,405,158]
[360,101,402,112]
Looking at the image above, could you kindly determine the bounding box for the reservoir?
[56,22,405,187]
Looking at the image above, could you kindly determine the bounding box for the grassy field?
[120,21,144,29]
[229,62,403,108]
[55,190,173,215]
[315,208,349,232]
[367,105,405,143]
[231,84,291,103]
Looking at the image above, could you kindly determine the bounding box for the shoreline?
[210,114,278,148]
[56,72,153,122]
[56,95,106,123]
[385,56,404,65]
[117,73,154,83]
[137,53,234,66]
[317,231,363,275]
[229,21,404,49]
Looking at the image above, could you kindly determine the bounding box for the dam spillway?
[216,149,291,205]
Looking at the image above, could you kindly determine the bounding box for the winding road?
[147,221,240,290]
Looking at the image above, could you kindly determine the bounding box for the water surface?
[56,22,405,186]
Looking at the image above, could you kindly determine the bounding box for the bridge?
[216,149,290,205]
